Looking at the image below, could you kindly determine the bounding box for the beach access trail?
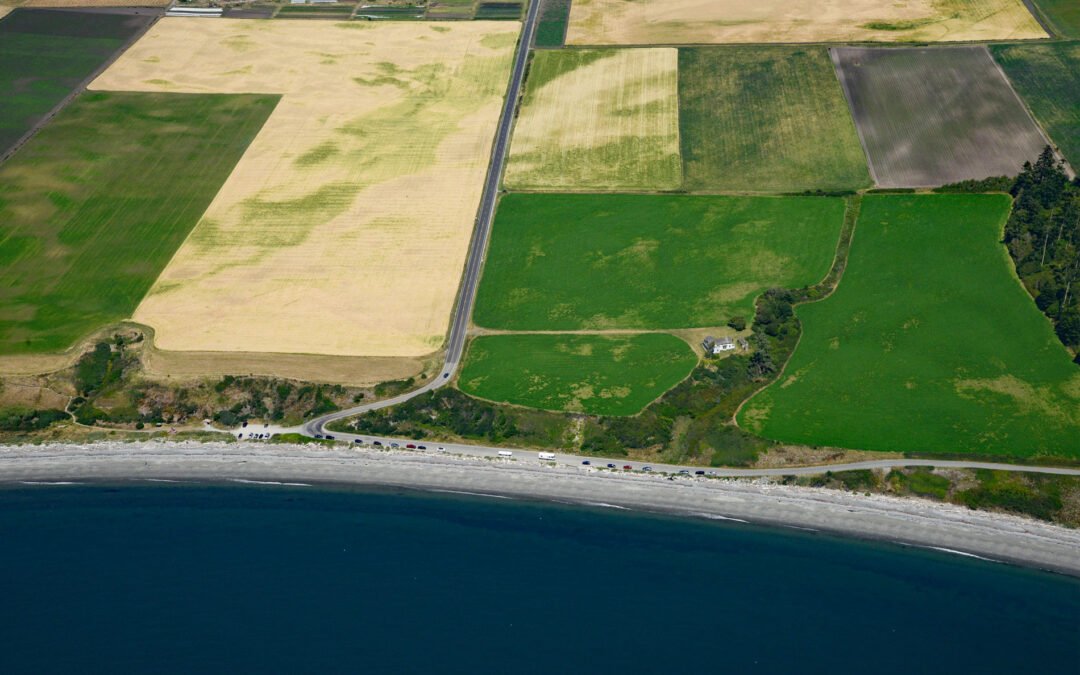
[2,441,1078,577]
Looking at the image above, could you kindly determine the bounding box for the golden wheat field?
[565,0,1046,45]
[504,48,680,189]
[89,19,519,358]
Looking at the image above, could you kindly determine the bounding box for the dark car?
[417,445,427,450]
[325,435,336,441]
[695,470,706,476]
[372,441,383,446]
[606,463,617,469]
[582,460,591,466]
[314,434,324,439]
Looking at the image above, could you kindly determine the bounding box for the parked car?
[437,446,446,452]
[390,442,399,448]
[325,435,335,440]
[314,434,323,439]
[353,439,363,444]
[606,463,617,469]
[678,469,690,474]
[417,445,427,450]
[695,470,706,476]
[406,444,416,449]
[623,465,632,470]
[581,460,591,466]
[372,441,383,446]
[642,466,653,472]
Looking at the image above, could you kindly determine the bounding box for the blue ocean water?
[0,484,1076,674]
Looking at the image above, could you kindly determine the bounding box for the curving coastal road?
[303,0,541,439]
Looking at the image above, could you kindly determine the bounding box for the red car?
[406,444,416,449]
[623,465,632,470]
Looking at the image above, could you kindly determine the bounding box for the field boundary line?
[986,44,1076,178]
[829,47,879,187]
[731,194,862,427]
[0,8,163,168]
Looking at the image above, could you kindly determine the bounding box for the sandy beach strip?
[1,441,1078,576]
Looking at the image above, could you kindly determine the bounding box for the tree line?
[1003,146,1080,354]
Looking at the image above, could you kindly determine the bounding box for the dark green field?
[739,194,1080,460]
[474,194,845,330]
[475,2,521,19]
[459,333,698,415]
[678,47,871,192]
[0,9,151,155]
[534,0,570,47]
[1030,0,1080,37]
[993,41,1080,168]
[0,91,279,354]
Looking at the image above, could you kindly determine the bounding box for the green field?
[993,41,1080,169]
[535,0,571,46]
[739,194,1080,460]
[678,47,871,192]
[474,194,845,330]
[1030,0,1080,37]
[459,333,698,415]
[0,9,150,155]
[0,91,278,354]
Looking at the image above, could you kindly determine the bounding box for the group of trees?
[1003,147,1080,352]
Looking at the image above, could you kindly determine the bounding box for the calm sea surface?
[0,484,1076,674]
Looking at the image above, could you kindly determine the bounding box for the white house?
[702,336,735,355]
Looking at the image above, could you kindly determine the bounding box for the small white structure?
[702,336,735,355]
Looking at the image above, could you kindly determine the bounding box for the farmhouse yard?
[473,194,845,330]
[505,48,680,190]
[89,19,519,359]
[833,46,1052,187]
[738,194,1080,460]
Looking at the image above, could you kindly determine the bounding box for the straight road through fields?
[303,0,541,438]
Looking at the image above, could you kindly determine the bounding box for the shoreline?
[1,440,1079,577]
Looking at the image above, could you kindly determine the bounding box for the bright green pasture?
[0,9,148,154]
[993,41,1080,169]
[678,47,871,193]
[739,194,1080,460]
[474,194,845,330]
[1029,0,1080,37]
[459,333,698,415]
[0,91,278,354]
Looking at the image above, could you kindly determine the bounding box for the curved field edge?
[0,90,279,356]
[472,193,847,331]
[458,333,698,416]
[738,194,1080,460]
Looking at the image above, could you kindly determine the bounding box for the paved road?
[245,423,1080,477]
[304,0,540,438]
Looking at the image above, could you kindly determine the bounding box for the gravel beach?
[2,440,1078,576]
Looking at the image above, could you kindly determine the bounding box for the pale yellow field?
[566,0,1046,45]
[0,6,11,17]
[504,48,680,189]
[90,19,518,358]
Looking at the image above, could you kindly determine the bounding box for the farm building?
[703,336,735,355]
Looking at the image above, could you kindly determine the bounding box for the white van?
[497,450,513,458]
[538,452,556,461]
